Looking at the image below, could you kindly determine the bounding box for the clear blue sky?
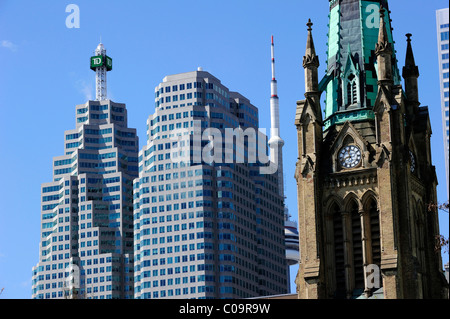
[0,0,448,299]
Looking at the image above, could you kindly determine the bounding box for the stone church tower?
[294,0,448,299]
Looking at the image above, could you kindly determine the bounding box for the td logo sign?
[91,56,104,69]
[93,57,102,65]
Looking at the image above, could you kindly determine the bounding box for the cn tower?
[268,36,299,292]
[268,36,285,196]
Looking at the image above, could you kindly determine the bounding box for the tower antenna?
[90,42,112,101]
[268,36,285,200]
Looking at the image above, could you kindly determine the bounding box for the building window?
[345,74,359,107]
[331,204,345,297]
[442,31,449,41]
[349,201,365,290]
[326,196,381,298]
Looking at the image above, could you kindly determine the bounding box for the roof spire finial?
[375,4,393,84]
[306,19,313,32]
[402,32,420,107]
[404,33,416,68]
[403,33,419,79]
[406,33,412,43]
[303,19,319,69]
[375,5,392,56]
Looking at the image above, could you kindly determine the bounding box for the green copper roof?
[322,0,401,130]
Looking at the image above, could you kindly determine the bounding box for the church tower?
[294,0,448,299]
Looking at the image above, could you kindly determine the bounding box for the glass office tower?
[32,99,139,299]
[133,69,287,299]
[436,8,449,194]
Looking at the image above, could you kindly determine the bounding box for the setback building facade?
[436,8,449,195]
[32,44,139,299]
[133,69,287,299]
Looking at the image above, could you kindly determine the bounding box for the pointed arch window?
[349,201,365,290]
[345,74,359,107]
[351,81,357,104]
[331,204,346,296]
[368,199,381,269]
[329,196,384,298]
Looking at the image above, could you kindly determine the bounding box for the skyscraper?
[295,1,447,299]
[133,69,287,299]
[32,43,139,299]
[436,8,449,195]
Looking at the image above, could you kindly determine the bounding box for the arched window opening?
[347,82,352,106]
[350,201,364,289]
[344,73,359,107]
[332,204,346,297]
[352,81,357,104]
[342,135,354,146]
[416,202,427,296]
[368,199,381,272]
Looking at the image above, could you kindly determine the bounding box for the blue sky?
[0,0,448,298]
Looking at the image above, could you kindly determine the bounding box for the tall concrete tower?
[269,37,299,292]
[268,36,285,198]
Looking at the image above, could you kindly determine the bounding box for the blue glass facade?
[32,100,138,299]
[133,70,287,299]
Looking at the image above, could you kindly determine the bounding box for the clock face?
[410,151,416,173]
[339,145,362,169]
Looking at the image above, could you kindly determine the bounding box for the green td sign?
[90,55,112,71]
[105,56,112,71]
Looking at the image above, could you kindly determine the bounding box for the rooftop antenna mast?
[90,42,112,101]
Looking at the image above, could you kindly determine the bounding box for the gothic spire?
[375,6,392,56]
[402,33,420,107]
[402,33,419,79]
[375,6,393,84]
[303,19,320,97]
[303,19,319,69]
